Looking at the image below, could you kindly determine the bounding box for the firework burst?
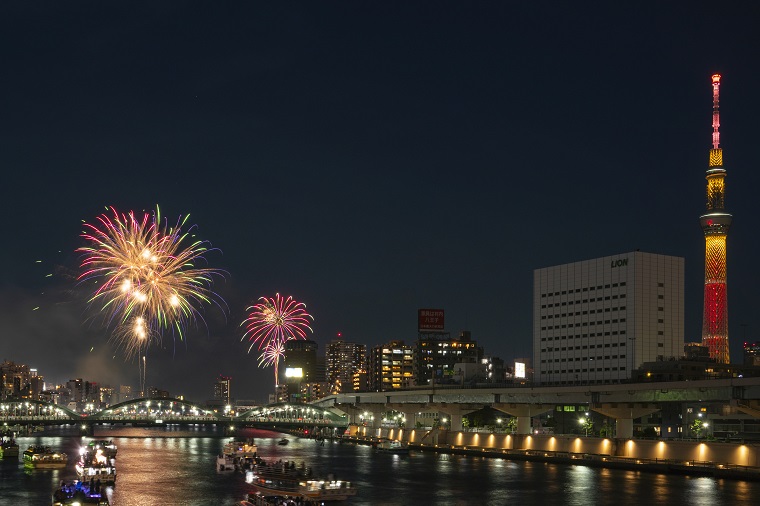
[242,293,313,385]
[78,206,226,354]
[241,293,313,353]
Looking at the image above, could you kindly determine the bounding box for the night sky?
[2,3,759,403]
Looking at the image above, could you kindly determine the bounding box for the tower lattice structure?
[700,74,732,364]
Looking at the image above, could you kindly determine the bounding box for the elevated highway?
[312,377,760,438]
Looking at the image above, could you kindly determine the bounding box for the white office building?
[533,251,684,385]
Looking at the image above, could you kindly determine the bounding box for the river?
[1,426,757,505]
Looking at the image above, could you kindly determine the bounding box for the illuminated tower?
[700,73,732,364]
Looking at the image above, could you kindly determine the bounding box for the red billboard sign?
[418,308,445,331]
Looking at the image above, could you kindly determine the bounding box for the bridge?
[0,398,347,435]
[311,377,760,439]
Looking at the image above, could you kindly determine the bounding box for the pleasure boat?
[0,436,19,458]
[216,453,236,472]
[87,440,117,459]
[24,445,68,469]
[277,438,289,445]
[223,438,258,458]
[249,464,357,502]
[76,447,117,484]
[376,439,410,454]
[52,480,109,505]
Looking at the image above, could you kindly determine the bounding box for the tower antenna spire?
[712,74,721,149]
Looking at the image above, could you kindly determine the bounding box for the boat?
[24,445,68,469]
[87,440,117,459]
[376,439,410,454]
[223,438,258,458]
[216,453,236,472]
[277,438,289,446]
[52,480,109,505]
[76,447,116,484]
[0,436,19,458]
[249,465,357,502]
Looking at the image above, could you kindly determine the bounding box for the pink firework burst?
[241,293,313,353]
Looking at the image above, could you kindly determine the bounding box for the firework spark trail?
[258,338,289,386]
[78,206,226,358]
[241,293,313,353]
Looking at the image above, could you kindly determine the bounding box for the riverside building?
[533,251,684,385]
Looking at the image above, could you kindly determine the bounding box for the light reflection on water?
[1,427,759,505]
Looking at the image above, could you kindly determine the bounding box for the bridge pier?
[492,404,553,435]
[592,403,660,439]
[427,404,482,431]
[384,403,425,431]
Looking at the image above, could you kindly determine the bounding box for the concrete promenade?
[342,427,760,481]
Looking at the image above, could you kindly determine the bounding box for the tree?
[598,420,614,438]
[691,419,709,439]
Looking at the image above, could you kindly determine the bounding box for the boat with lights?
[87,440,117,459]
[76,447,117,484]
[248,465,357,502]
[375,438,410,454]
[0,436,19,458]
[52,480,110,505]
[223,438,258,458]
[216,453,237,472]
[24,445,68,469]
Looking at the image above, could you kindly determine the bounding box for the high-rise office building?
[284,339,318,383]
[326,334,366,393]
[533,251,684,385]
[415,330,481,386]
[213,375,231,405]
[1,360,32,399]
[368,341,414,391]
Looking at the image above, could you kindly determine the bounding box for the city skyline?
[2,3,759,402]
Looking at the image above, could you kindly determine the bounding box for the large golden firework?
[78,206,226,354]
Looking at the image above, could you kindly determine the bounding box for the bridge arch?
[92,397,219,419]
[237,402,343,423]
[1,398,80,420]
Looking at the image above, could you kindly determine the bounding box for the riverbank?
[339,433,760,481]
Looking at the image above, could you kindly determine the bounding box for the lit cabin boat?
[87,440,117,459]
[76,447,116,484]
[24,445,68,469]
[250,468,357,502]
[216,453,236,472]
[52,481,110,505]
[223,438,258,458]
[376,439,410,454]
[0,436,19,458]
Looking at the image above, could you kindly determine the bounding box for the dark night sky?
[1,2,759,403]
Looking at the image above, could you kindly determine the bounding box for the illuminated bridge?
[311,377,760,439]
[0,398,347,435]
